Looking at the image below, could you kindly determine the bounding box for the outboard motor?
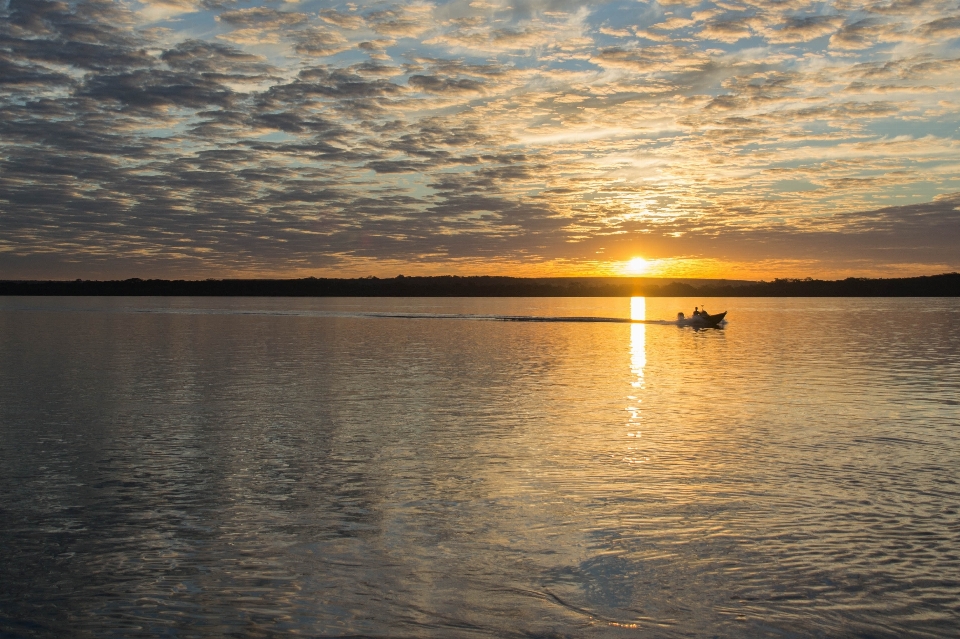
[677,312,685,320]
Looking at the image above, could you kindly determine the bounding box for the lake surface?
[1,296,959,638]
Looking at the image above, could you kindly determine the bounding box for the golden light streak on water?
[630,295,645,388]
[628,297,645,447]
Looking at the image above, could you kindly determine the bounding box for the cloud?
[136,0,203,20]
[914,15,960,39]
[599,26,633,38]
[215,9,347,50]
[367,4,435,38]
[860,0,953,17]
[160,40,274,78]
[698,18,754,43]
[354,61,404,77]
[706,71,800,110]
[408,74,485,93]
[2,0,151,71]
[79,68,237,109]
[0,57,74,88]
[830,18,904,49]
[355,39,396,62]
[762,15,843,43]
[429,23,561,51]
[292,28,352,57]
[591,45,711,74]
[319,9,366,30]
[216,7,308,29]
[1,0,959,278]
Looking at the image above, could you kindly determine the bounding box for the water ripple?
[1,296,958,637]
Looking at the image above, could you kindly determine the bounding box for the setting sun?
[623,257,650,275]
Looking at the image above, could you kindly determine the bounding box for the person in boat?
[700,306,708,316]
[693,307,700,316]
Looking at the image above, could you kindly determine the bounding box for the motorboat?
[676,310,727,328]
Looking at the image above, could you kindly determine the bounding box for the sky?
[2,0,960,280]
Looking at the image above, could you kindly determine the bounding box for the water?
[1,296,958,638]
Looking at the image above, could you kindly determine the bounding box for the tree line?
[1,273,958,297]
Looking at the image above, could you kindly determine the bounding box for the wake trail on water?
[5,303,680,324]
[361,312,678,324]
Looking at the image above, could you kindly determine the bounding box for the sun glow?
[623,257,650,275]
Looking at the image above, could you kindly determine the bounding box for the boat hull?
[677,311,726,328]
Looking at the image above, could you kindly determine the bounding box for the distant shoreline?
[1,273,958,297]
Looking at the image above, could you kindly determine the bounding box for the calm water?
[1,296,959,638]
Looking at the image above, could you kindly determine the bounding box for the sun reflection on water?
[626,298,646,462]
[630,297,645,389]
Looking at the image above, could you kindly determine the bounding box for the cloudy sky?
[2,0,959,279]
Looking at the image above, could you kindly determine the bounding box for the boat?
[676,310,726,328]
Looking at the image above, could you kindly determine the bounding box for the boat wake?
[11,302,719,325]
[360,312,686,325]
[497,315,676,324]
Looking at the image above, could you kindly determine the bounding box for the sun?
[623,257,650,275]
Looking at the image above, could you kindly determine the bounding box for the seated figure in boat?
[693,307,700,316]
